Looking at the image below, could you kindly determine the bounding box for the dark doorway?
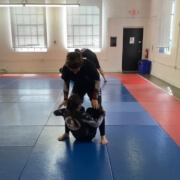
[122,28,143,71]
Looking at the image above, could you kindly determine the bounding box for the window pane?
[93,15,99,24]
[80,26,87,35]
[67,26,73,35]
[74,26,80,36]
[38,25,44,36]
[23,7,29,14]
[24,15,30,24]
[24,26,31,35]
[157,0,173,48]
[67,16,72,25]
[30,15,37,24]
[87,37,93,45]
[93,26,99,35]
[72,7,79,14]
[158,0,175,54]
[15,37,18,46]
[66,0,102,49]
[18,26,24,35]
[10,6,47,52]
[25,36,32,45]
[87,26,92,35]
[31,36,38,45]
[73,15,80,25]
[37,15,44,24]
[87,15,93,24]
[93,7,99,14]
[31,26,37,35]
[74,36,80,45]
[87,7,93,14]
[79,7,86,14]
[79,15,86,25]
[15,7,22,14]
[19,37,25,46]
[38,36,45,45]
[16,15,23,24]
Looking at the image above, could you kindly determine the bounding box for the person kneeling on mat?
[54,94,107,144]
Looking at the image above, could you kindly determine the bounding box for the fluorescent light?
[26,3,80,7]
[0,3,80,7]
[0,4,24,7]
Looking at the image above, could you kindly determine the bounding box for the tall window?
[157,0,176,54]
[66,0,102,50]
[10,7,47,52]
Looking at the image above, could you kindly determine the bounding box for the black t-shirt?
[62,59,99,83]
[61,60,100,96]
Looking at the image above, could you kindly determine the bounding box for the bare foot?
[57,133,69,141]
[101,135,108,145]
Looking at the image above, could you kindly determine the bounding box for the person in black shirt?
[58,52,108,144]
[54,94,106,142]
[75,48,107,82]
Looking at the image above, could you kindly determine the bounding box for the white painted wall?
[99,0,150,72]
[105,17,148,72]
[0,7,67,73]
[0,0,180,88]
[148,0,180,88]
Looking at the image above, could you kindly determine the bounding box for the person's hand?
[58,100,67,109]
[91,99,100,109]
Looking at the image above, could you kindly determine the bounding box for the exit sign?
[130,10,138,15]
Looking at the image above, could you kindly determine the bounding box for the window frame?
[158,0,176,54]
[66,1,102,50]
[10,6,48,52]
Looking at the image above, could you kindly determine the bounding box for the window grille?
[10,6,47,52]
[157,0,176,54]
[66,0,102,49]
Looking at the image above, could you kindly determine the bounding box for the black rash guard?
[61,59,100,101]
[54,107,105,141]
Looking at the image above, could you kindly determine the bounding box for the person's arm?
[63,80,70,101]
[91,80,100,109]
[58,66,71,108]
[58,80,70,108]
[90,62,101,109]
[98,68,107,82]
[81,108,105,128]
[92,80,100,99]
[53,108,66,116]
[84,60,100,109]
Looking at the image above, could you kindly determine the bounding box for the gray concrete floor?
[141,74,180,100]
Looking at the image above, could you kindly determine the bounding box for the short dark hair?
[67,94,82,112]
[65,52,84,69]
[74,49,81,53]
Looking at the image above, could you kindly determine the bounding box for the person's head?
[67,94,82,112]
[65,52,84,74]
[74,49,81,53]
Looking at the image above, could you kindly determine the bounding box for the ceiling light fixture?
[0,4,24,7]
[0,0,80,7]
[25,3,80,7]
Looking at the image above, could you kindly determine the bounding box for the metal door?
[122,28,143,71]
